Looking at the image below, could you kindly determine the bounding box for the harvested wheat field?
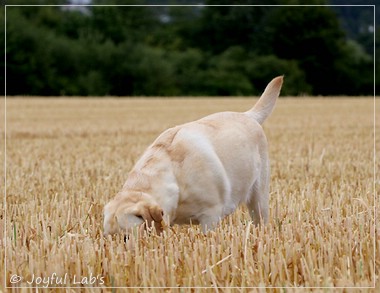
[1,97,379,291]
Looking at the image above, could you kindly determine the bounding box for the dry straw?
[1,97,378,291]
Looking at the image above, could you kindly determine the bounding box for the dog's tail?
[246,76,283,125]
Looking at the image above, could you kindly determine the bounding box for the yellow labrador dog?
[104,76,283,235]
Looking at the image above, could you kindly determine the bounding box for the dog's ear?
[141,204,164,234]
[149,205,164,223]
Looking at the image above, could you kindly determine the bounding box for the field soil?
[1,97,379,291]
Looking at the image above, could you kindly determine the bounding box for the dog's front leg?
[199,212,222,233]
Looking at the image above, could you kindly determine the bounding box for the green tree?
[89,1,161,45]
[170,48,207,95]
[245,55,312,96]
[4,2,374,96]
[1,6,4,95]
[189,1,279,54]
[264,5,370,95]
[202,47,253,96]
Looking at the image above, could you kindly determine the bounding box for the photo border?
[3,3,377,290]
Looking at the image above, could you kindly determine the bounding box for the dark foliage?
[3,1,375,96]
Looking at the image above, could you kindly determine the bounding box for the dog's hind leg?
[247,185,269,225]
[247,156,270,225]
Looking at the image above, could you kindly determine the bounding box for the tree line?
[3,0,376,96]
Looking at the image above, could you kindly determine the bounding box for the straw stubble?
[1,97,378,290]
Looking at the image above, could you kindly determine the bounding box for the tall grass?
[1,97,378,291]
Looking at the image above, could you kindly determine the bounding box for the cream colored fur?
[104,76,283,235]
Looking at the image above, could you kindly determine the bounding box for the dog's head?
[103,191,164,237]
